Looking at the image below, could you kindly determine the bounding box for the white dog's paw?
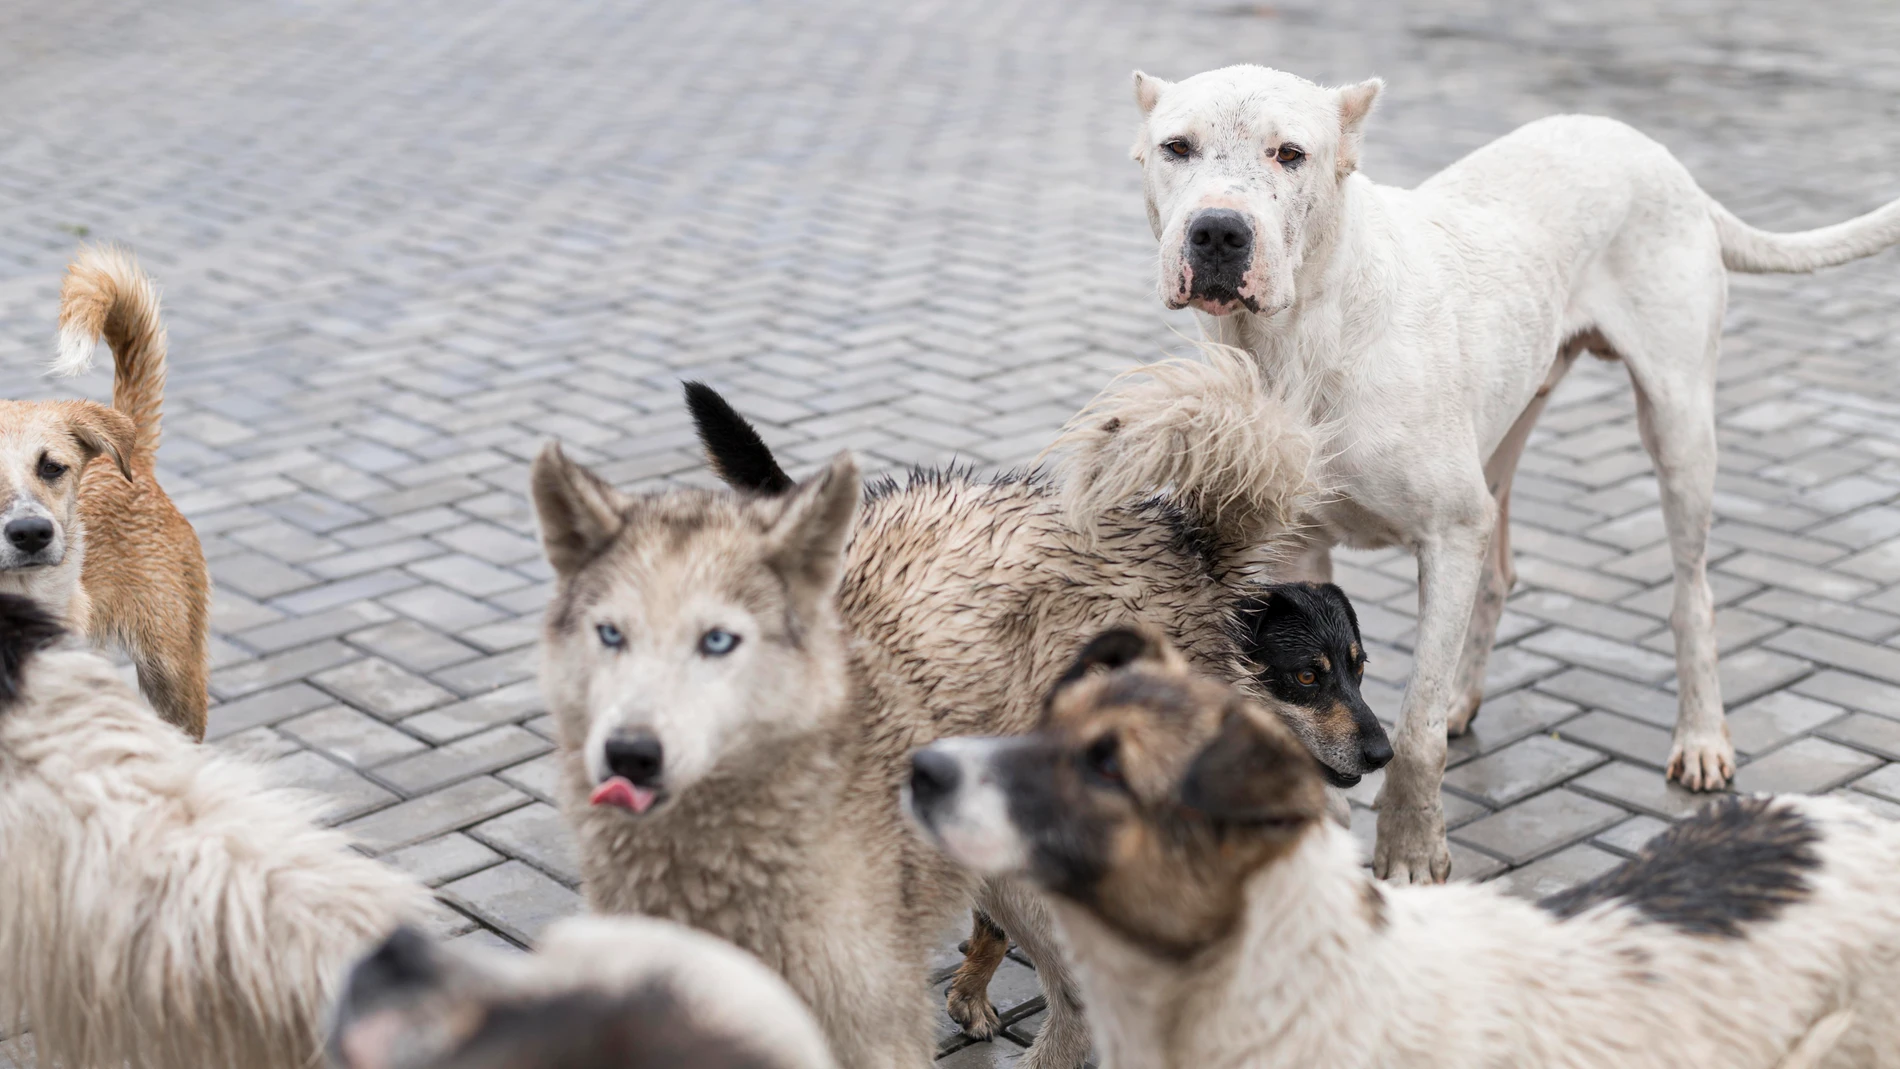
[1666,727,1735,792]
[1372,803,1451,884]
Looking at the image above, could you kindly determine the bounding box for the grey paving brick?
[469,802,582,886]
[382,833,507,887]
[212,641,362,701]
[376,725,554,796]
[1793,670,1900,719]
[278,704,429,767]
[1592,814,1673,858]
[341,777,531,855]
[1452,789,1626,866]
[498,751,565,803]
[1732,738,1883,795]
[265,750,400,825]
[403,679,545,742]
[1444,735,1609,807]
[203,681,338,740]
[439,860,583,946]
[313,657,457,720]
[1569,761,1711,821]
[1517,628,1677,685]
[1727,691,1848,757]
[1494,843,1629,900]
[1448,690,1583,762]
[233,600,397,655]
[1819,712,1900,762]
[1554,711,1672,769]
[346,618,484,673]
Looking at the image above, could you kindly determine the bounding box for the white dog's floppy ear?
[531,440,629,577]
[1132,70,1172,116]
[765,451,860,608]
[1335,78,1383,177]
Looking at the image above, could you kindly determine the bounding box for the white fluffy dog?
[1074,64,1900,882]
[0,593,432,1069]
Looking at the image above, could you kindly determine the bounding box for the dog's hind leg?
[944,909,1008,1041]
[980,880,1091,1069]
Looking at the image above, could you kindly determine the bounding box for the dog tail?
[1049,342,1325,557]
[0,594,67,707]
[1773,1009,1853,1069]
[684,381,796,495]
[51,245,169,457]
[1711,194,1900,274]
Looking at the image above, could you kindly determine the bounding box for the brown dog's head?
[906,627,1328,960]
[0,399,134,578]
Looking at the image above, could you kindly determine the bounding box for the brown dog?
[0,247,208,737]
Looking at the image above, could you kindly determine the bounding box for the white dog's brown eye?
[1162,138,1192,159]
[36,455,67,481]
[1276,144,1306,166]
[596,622,625,649]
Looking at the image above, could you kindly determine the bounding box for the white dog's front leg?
[1375,514,1493,884]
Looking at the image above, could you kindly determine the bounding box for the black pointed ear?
[683,381,795,495]
[531,441,629,577]
[764,452,860,606]
[0,594,67,707]
[65,401,135,481]
[1180,703,1324,826]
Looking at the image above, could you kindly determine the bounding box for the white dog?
[0,593,431,1069]
[908,628,1900,1069]
[1070,64,1900,881]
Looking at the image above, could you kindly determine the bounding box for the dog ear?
[1335,78,1383,177]
[764,451,860,606]
[531,441,629,577]
[63,401,136,482]
[0,593,67,707]
[1046,626,1186,709]
[683,381,795,496]
[1132,70,1172,116]
[1179,702,1323,827]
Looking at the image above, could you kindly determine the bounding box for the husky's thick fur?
[531,383,1385,1069]
[1113,64,1900,882]
[0,247,209,736]
[329,917,836,1069]
[0,594,431,1069]
[911,628,1900,1069]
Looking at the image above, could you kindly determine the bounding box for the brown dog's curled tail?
[1048,341,1327,560]
[52,245,169,458]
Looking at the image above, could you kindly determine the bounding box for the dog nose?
[1361,733,1394,771]
[4,517,54,555]
[1186,209,1253,265]
[604,732,664,786]
[909,748,962,808]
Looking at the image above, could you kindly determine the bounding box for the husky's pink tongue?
[590,776,657,813]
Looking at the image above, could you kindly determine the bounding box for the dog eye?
[36,455,67,481]
[1276,144,1305,166]
[596,623,626,649]
[698,628,741,657]
[1296,669,1318,686]
[1161,138,1192,159]
[1083,735,1124,786]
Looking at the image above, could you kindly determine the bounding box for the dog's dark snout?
[604,732,665,786]
[1360,732,1394,771]
[1187,210,1252,264]
[4,517,54,555]
[909,748,961,808]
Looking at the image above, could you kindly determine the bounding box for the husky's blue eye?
[698,628,740,657]
[596,623,625,649]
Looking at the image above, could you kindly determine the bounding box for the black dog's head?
[1236,581,1390,788]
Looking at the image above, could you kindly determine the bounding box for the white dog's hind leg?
[1375,503,1493,883]
[1447,498,1513,737]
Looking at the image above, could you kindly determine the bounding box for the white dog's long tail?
[1712,194,1900,273]
[1049,342,1325,557]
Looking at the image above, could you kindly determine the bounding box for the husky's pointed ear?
[531,441,628,577]
[1180,702,1324,828]
[765,452,860,605]
[61,401,135,482]
[1133,70,1171,116]
[1336,78,1383,178]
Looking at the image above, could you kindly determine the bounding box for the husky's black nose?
[604,732,664,786]
[1186,209,1252,269]
[4,517,54,555]
[909,748,962,808]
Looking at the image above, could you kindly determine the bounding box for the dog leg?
[1375,505,1492,884]
[945,910,1007,1041]
[982,880,1091,1069]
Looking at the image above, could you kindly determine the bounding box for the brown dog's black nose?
[4,517,54,555]
[1187,209,1253,266]
[604,732,664,786]
[909,748,961,808]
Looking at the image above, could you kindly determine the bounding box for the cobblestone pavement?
[3,0,1900,1063]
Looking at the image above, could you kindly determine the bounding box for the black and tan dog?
[909,628,1900,1069]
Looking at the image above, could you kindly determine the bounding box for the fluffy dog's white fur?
[0,610,432,1069]
[1093,64,1900,881]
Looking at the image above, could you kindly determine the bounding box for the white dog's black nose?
[1187,209,1253,267]
[604,732,664,786]
[4,517,54,555]
[909,748,961,809]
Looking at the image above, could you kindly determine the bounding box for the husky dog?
[0,594,431,1069]
[329,917,836,1069]
[909,627,1900,1069]
[0,247,209,736]
[531,380,1387,1069]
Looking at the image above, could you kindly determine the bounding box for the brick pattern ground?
[3,0,1900,1064]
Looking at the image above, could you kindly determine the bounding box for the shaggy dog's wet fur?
[330,916,836,1069]
[910,629,1900,1069]
[532,383,1385,1069]
[0,594,430,1069]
